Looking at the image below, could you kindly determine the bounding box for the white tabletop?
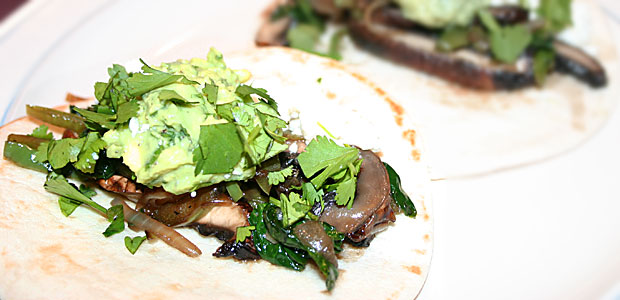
[1,1,619,299]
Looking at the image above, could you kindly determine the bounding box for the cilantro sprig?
[266,136,361,227]
[273,0,345,60]
[297,136,361,208]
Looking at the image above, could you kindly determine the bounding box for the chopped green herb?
[44,173,107,215]
[202,82,219,104]
[280,192,311,227]
[73,107,116,129]
[235,225,256,242]
[226,182,244,202]
[103,205,125,237]
[437,26,470,52]
[326,28,347,60]
[479,9,532,64]
[297,136,359,187]
[538,0,572,33]
[58,197,81,217]
[124,236,147,255]
[301,182,323,208]
[158,90,198,105]
[288,24,322,53]
[267,166,294,185]
[236,84,279,113]
[115,100,140,124]
[30,125,53,140]
[194,123,244,175]
[125,68,198,97]
[74,132,106,173]
[477,9,501,34]
[37,138,84,170]
[490,25,532,63]
[335,177,356,208]
[79,184,97,198]
[533,49,556,85]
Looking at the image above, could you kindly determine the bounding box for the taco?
[0,47,432,299]
[256,0,619,177]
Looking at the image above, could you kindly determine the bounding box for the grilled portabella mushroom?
[319,150,396,243]
[257,1,608,90]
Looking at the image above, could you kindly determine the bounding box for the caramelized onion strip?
[111,197,202,257]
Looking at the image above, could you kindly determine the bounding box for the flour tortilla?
[0,48,433,300]
[318,0,619,178]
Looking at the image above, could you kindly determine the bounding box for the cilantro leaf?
[267,166,294,185]
[302,182,323,207]
[125,71,198,97]
[194,123,243,175]
[335,177,356,208]
[158,89,198,105]
[538,0,572,33]
[533,49,556,85]
[44,173,107,215]
[115,100,140,124]
[203,83,219,104]
[479,10,532,64]
[236,85,279,113]
[236,225,256,242]
[226,182,244,202]
[58,197,81,217]
[73,107,116,129]
[297,136,360,187]
[489,25,532,64]
[79,184,97,198]
[287,24,322,53]
[74,132,106,173]
[41,138,85,169]
[478,9,501,34]
[125,236,147,255]
[103,204,125,237]
[30,125,53,140]
[280,192,311,227]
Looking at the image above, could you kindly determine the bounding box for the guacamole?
[103,49,286,194]
[394,0,488,28]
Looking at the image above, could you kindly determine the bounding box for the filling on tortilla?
[256,0,607,90]
[2,49,417,292]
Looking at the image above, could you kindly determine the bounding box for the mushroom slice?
[554,40,607,88]
[319,150,396,242]
[140,186,255,259]
[348,20,536,90]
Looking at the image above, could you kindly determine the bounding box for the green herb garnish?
[235,225,256,242]
[194,123,244,175]
[267,166,294,185]
[44,173,107,216]
[103,205,125,237]
[30,125,53,140]
[125,236,147,255]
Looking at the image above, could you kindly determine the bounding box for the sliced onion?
[111,197,202,257]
